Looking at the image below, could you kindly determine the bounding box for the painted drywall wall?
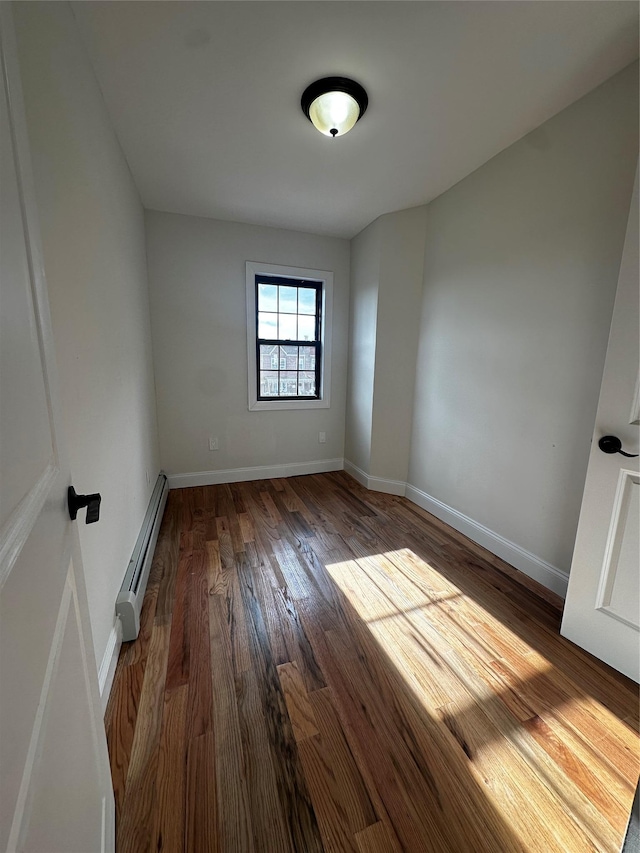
[145,211,350,477]
[408,62,639,575]
[15,2,160,672]
[345,207,427,486]
[345,218,381,474]
[370,207,427,483]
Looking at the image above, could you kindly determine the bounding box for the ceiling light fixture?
[301,77,368,139]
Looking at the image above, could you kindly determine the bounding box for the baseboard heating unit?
[116,472,169,641]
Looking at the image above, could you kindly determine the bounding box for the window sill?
[249,398,330,412]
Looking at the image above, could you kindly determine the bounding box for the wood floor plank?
[273,585,326,692]
[354,821,399,853]
[216,516,235,570]
[271,488,315,541]
[117,622,171,853]
[335,545,621,850]
[186,549,214,740]
[206,538,226,595]
[489,653,639,777]
[165,549,191,690]
[152,494,181,626]
[361,498,637,724]
[270,535,315,601]
[104,659,145,826]
[236,668,296,853]
[243,482,281,541]
[108,474,639,853]
[152,684,188,852]
[277,661,319,742]
[290,476,356,544]
[236,552,324,853]
[322,624,525,853]
[307,688,378,834]
[186,732,218,853]
[238,511,256,543]
[523,713,631,831]
[297,732,360,853]
[208,593,255,853]
[261,491,283,525]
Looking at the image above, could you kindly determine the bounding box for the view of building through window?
[255,276,321,399]
[259,344,316,397]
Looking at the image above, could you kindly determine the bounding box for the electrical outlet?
[319,431,326,444]
[209,436,219,451]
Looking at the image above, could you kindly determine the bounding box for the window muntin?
[255,275,322,401]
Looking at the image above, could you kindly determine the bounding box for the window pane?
[298,371,316,396]
[298,314,316,341]
[279,286,298,313]
[279,313,297,340]
[299,346,315,370]
[280,345,297,371]
[258,313,277,339]
[298,288,316,315]
[260,371,279,397]
[279,371,298,396]
[259,344,277,370]
[257,283,277,312]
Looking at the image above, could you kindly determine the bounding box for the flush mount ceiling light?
[301,77,368,138]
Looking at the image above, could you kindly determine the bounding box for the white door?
[0,6,114,852]
[561,168,639,683]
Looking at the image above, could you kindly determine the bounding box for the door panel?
[0,21,55,528]
[0,511,68,846]
[23,564,105,853]
[597,470,639,629]
[0,5,113,850]
[561,167,639,681]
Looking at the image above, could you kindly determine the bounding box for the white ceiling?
[71,1,639,239]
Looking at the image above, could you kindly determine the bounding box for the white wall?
[146,210,350,479]
[370,207,427,484]
[15,2,160,672]
[345,218,381,474]
[408,62,638,577]
[345,207,427,486]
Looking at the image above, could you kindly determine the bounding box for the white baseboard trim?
[98,618,122,714]
[404,484,569,598]
[343,460,407,496]
[168,458,344,490]
[343,459,368,488]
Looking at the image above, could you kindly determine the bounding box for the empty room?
[1,1,639,851]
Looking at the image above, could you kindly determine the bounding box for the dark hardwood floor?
[105,472,639,852]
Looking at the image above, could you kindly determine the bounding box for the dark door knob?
[68,486,102,523]
[598,435,639,458]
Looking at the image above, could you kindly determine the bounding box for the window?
[246,262,333,411]
[256,275,321,400]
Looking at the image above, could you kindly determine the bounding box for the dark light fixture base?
[301,77,368,124]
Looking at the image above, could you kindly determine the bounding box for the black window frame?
[255,274,322,402]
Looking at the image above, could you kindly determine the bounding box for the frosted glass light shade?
[301,77,368,139]
[308,91,360,137]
